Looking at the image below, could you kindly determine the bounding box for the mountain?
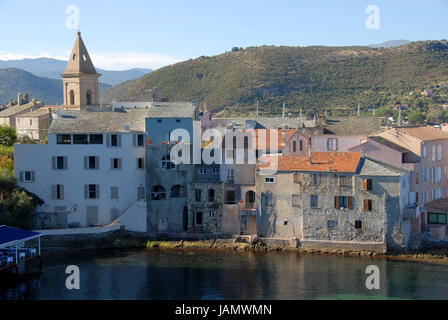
[0,68,62,105]
[0,58,153,86]
[368,40,411,48]
[107,41,448,117]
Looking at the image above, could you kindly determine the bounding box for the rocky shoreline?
[40,232,448,266]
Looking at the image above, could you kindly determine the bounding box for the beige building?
[0,99,44,128]
[61,32,101,111]
[16,108,52,141]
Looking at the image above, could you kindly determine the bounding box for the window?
[310,195,318,208]
[29,119,32,126]
[364,199,373,211]
[176,119,181,123]
[334,196,353,209]
[85,156,99,170]
[195,189,202,202]
[423,146,427,158]
[327,138,338,151]
[74,134,88,144]
[294,173,301,183]
[339,176,349,186]
[199,168,207,174]
[111,158,121,170]
[52,185,64,200]
[212,168,220,174]
[227,169,234,180]
[428,213,447,225]
[110,187,119,200]
[292,195,300,207]
[110,134,120,147]
[53,156,67,170]
[161,155,175,170]
[208,189,215,202]
[416,173,420,185]
[151,185,166,201]
[137,187,145,202]
[312,174,320,185]
[363,179,373,191]
[438,145,443,161]
[264,194,272,206]
[327,220,337,229]
[432,146,436,162]
[137,158,145,170]
[355,220,363,229]
[171,185,185,198]
[195,212,203,225]
[89,134,103,144]
[157,119,162,123]
[265,177,275,184]
[138,134,145,147]
[209,210,215,218]
[24,171,34,182]
[293,141,297,153]
[86,90,91,105]
[69,90,75,105]
[57,134,71,144]
[299,140,303,151]
[85,184,99,199]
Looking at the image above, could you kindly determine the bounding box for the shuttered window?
[363,179,373,191]
[364,199,373,211]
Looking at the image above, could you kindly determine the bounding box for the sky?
[0,0,447,70]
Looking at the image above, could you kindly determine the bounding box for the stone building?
[0,99,44,128]
[61,32,101,111]
[16,108,53,141]
[256,152,411,252]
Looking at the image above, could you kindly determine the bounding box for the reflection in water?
[1,249,448,300]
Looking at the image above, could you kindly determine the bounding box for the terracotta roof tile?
[258,152,361,173]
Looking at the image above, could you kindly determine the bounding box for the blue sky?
[0,0,447,70]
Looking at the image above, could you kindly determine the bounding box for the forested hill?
[106,40,448,117]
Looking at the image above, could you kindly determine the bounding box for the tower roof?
[62,32,99,76]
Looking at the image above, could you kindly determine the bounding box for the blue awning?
[0,225,41,248]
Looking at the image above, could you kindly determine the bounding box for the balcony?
[402,204,423,220]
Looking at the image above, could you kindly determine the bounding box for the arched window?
[245,190,256,208]
[151,185,166,201]
[171,185,185,198]
[86,90,92,105]
[69,90,75,105]
[161,155,175,170]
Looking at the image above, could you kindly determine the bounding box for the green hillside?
[112,41,448,117]
[0,68,62,105]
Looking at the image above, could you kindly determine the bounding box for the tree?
[0,125,17,147]
[408,112,426,125]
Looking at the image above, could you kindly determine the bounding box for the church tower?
[61,32,101,111]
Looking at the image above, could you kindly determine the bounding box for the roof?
[212,117,315,130]
[62,32,99,76]
[242,129,296,151]
[258,152,361,173]
[424,199,448,213]
[368,136,412,153]
[395,126,448,141]
[17,108,51,118]
[358,157,409,177]
[0,226,41,248]
[147,102,197,118]
[49,109,147,134]
[323,116,381,136]
[0,101,43,117]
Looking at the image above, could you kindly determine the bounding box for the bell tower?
[61,32,101,111]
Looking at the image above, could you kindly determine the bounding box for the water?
[1,248,448,300]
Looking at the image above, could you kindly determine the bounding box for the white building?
[14,109,148,228]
